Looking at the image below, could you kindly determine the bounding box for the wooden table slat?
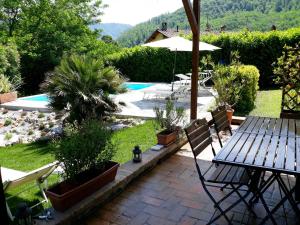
[258,118,270,134]
[245,117,260,133]
[280,119,289,136]
[226,133,250,162]
[215,132,243,161]
[244,134,264,165]
[273,118,283,136]
[266,118,276,135]
[235,134,256,163]
[264,135,280,168]
[238,116,254,132]
[274,136,288,169]
[288,119,296,137]
[286,136,296,171]
[251,117,265,133]
[252,135,272,166]
[296,120,300,137]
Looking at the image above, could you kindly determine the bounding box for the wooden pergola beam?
[182,0,199,35]
[182,0,200,120]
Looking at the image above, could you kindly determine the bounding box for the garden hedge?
[108,27,300,89]
[200,27,300,89]
[107,46,193,83]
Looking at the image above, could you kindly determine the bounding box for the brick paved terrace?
[81,134,299,225]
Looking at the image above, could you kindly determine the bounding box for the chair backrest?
[184,119,213,158]
[211,106,231,133]
[4,161,59,191]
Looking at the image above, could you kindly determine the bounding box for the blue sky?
[101,0,183,25]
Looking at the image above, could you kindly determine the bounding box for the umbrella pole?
[171,50,178,91]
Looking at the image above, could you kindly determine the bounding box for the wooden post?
[182,0,200,120]
[0,167,9,225]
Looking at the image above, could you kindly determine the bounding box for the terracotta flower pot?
[0,91,17,104]
[157,130,177,146]
[226,108,234,125]
[46,161,119,212]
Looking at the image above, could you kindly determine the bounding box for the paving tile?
[82,154,299,225]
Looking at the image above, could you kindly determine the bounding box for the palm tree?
[42,54,125,123]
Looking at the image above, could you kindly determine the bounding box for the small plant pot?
[45,161,119,212]
[0,91,17,104]
[157,130,177,146]
[226,108,234,125]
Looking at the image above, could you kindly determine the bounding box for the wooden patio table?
[212,116,300,225]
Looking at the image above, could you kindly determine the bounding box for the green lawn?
[0,120,157,213]
[249,89,282,118]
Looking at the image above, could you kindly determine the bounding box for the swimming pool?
[20,94,49,102]
[123,82,154,90]
[19,83,155,102]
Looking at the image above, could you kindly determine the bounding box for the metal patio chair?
[184,119,256,225]
[211,105,232,148]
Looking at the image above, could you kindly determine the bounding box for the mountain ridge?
[90,23,132,39]
[117,0,300,47]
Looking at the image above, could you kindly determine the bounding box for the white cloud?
[101,0,183,25]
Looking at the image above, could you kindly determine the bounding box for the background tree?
[0,0,110,94]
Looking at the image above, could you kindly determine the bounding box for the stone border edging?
[36,137,187,225]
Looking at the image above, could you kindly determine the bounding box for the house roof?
[145,29,190,43]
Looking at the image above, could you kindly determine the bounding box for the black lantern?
[132,145,142,163]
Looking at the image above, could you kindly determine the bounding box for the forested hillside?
[117,0,300,47]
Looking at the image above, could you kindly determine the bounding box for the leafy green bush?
[274,44,300,88]
[0,42,21,90]
[107,46,192,83]
[0,74,13,93]
[42,54,125,123]
[199,27,300,89]
[274,44,300,111]
[214,65,260,113]
[52,120,116,181]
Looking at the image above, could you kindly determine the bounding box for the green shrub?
[4,132,12,140]
[0,42,21,90]
[214,65,260,113]
[0,74,13,93]
[4,118,12,126]
[198,27,300,89]
[52,120,116,181]
[38,112,45,118]
[274,44,300,111]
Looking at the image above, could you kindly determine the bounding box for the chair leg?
[205,189,233,225]
[230,184,257,217]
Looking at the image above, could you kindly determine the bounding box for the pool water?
[21,94,49,102]
[20,83,154,102]
[123,83,154,90]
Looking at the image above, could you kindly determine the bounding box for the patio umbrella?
[142,37,221,90]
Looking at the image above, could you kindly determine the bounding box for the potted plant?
[213,65,241,125]
[46,120,118,212]
[0,74,18,103]
[153,100,185,146]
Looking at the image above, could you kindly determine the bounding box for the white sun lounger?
[174,74,191,85]
[2,161,59,220]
